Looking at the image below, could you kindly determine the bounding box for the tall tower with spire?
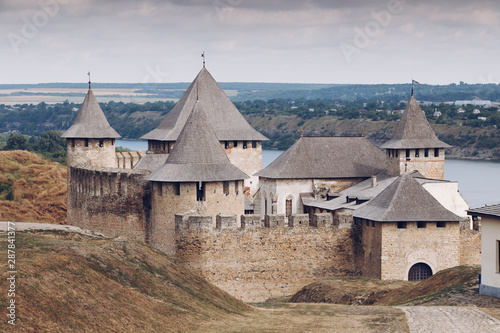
[140,67,267,198]
[146,100,248,255]
[380,94,450,180]
[62,84,121,168]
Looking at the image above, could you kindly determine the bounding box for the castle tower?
[62,88,121,168]
[145,100,248,255]
[141,68,267,197]
[380,94,450,180]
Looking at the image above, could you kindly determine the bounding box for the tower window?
[252,141,257,148]
[99,139,104,147]
[243,141,247,149]
[417,221,426,228]
[233,141,238,148]
[437,221,446,228]
[175,183,180,196]
[395,150,399,157]
[406,149,410,159]
[397,222,407,229]
[224,141,229,149]
[415,149,419,157]
[71,139,75,147]
[425,148,429,157]
[223,181,229,195]
[85,138,89,147]
[434,148,440,157]
[235,180,239,194]
[196,182,206,201]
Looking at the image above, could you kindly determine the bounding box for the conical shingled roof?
[256,136,385,179]
[146,100,249,182]
[62,89,120,138]
[380,95,449,149]
[353,171,462,222]
[141,68,267,142]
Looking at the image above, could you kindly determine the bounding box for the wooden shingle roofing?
[62,89,121,139]
[146,100,249,182]
[468,204,500,219]
[256,136,385,179]
[141,68,267,142]
[381,95,450,149]
[353,171,462,222]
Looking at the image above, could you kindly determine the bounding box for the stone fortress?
[63,68,480,302]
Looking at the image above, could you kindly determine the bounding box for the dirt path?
[400,306,500,333]
[0,221,102,236]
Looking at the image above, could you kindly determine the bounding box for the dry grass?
[0,150,67,224]
[200,303,409,332]
[0,231,249,332]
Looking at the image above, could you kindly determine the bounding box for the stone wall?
[459,220,481,266]
[380,221,461,280]
[359,218,382,279]
[386,148,445,180]
[66,138,116,168]
[222,140,262,198]
[175,213,360,302]
[115,151,144,169]
[150,180,245,255]
[68,165,151,242]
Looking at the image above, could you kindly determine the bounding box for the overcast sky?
[1,0,499,84]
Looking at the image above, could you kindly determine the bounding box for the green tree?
[38,130,65,153]
[5,133,29,150]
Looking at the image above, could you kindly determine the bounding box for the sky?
[1,0,499,85]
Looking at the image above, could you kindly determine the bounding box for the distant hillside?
[0,151,67,224]
[0,230,250,332]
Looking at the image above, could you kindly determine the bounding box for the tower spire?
[411,79,419,96]
[201,51,205,68]
[88,71,91,89]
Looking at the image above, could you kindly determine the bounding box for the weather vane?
[411,79,420,96]
[201,51,205,68]
[88,71,91,89]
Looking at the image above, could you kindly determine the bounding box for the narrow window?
[371,221,375,228]
[417,221,426,228]
[158,183,163,196]
[366,220,369,227]
[99,139,104,147]
[111,139,115,146]
[235,180,239,194]
[395,150,399,157]
[175,183,180,196]
[406,149,410,159]
[415,149,419,157]
[223,181,229,195]
[243,141,247,149]
[233,141,238,148]
[387,150,391,157]
[85,138,89,147]
[437,221,446,228]
[252,141,257,148]
[196,182,205,201]
[425,148,429,157]
[224,141,229,149]
[163,142,166,151]
[434,148,439,157]
[71,139,75,147]
[397,222,407,229]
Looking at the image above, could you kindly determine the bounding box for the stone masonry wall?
[175,213,360,302]
[223,141,262,198]
[386,148,445,180]
[66,139,116,168]
[459,220,481,266]
[68,165,151,242]
[151,180,245,256]
[380,221,461,280]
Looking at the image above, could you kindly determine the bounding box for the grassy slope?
[0,151,67,224]
[0,231,250,332]
[290,266,500,308]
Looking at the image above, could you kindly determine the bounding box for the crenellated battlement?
[115,151,145,169]
[175,213,335,233]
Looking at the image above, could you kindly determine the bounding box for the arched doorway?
[408,263,433,281]
[286,198,293,218]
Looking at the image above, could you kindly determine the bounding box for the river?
[116,139,500,208]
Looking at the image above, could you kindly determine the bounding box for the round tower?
[62,86,121,168]
[146,100,248,255]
